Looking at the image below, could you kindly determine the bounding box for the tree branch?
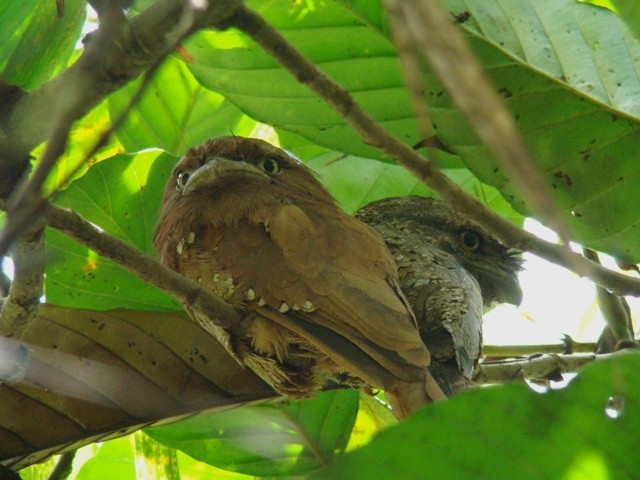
[0,221,45,338]
[0,0,244,197]
[483,338,597,358]
[46,451,75,480]
[475,350,637,384]
[225,4,640,297]
[43,204,241,331]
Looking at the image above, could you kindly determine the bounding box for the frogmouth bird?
[154,136,445,418]
[357,197,523,395]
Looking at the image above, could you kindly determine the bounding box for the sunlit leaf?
[109,55,257,156]
[75,437,136,480]
[307,152,522,224]
[38,99,123,195]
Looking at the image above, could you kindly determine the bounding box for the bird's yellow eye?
[258,158,281,174]
[176,171,191,190]
[459,229,481,252]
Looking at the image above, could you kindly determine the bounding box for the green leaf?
[183,0,640,262]
[307,152,434,215]
[345,393,397,451]
[133,431,180,480]
[177,451,254,480]
[75,437,136,480]
[18,457,56,480]
[46,150,180,311]
[421,0,640,263]
[0,0,85,89]
[610,0,640,40]
[313,354,640,480]
[307,152,522,224]
[146,390,359,476]
[183,1,424,162]
[109,55,257,156]
[37,99,124,195]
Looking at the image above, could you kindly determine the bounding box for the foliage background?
[2,0,640,478]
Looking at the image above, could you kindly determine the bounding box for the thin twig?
[0,266,10,297]
[44,204,241,330]
[226,5,640,297]
[483,339,597,358]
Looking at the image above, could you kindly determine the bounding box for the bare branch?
[584,249,635,348]
[225,5,640,297]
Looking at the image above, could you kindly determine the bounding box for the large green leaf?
[109,55,257,156]
[182,0,640,262]
[0,0,85,89]
[609,0,640,40]
[313,354,640,480]
[46,150,180,311]
[345,0,640,261]
[277,130,522,223]
[182,1,433,163]
[146,390,359,476]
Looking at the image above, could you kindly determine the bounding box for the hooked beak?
[182,157,270,195]
[495,270,523,306]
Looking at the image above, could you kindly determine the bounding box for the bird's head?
[357,197,524,308]
[154,136,335,257]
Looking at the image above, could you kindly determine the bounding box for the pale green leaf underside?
[436,0,640,262]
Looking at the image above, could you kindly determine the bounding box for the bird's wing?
[214,204,430,386]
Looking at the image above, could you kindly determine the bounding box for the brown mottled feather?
[154,136,437,410]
